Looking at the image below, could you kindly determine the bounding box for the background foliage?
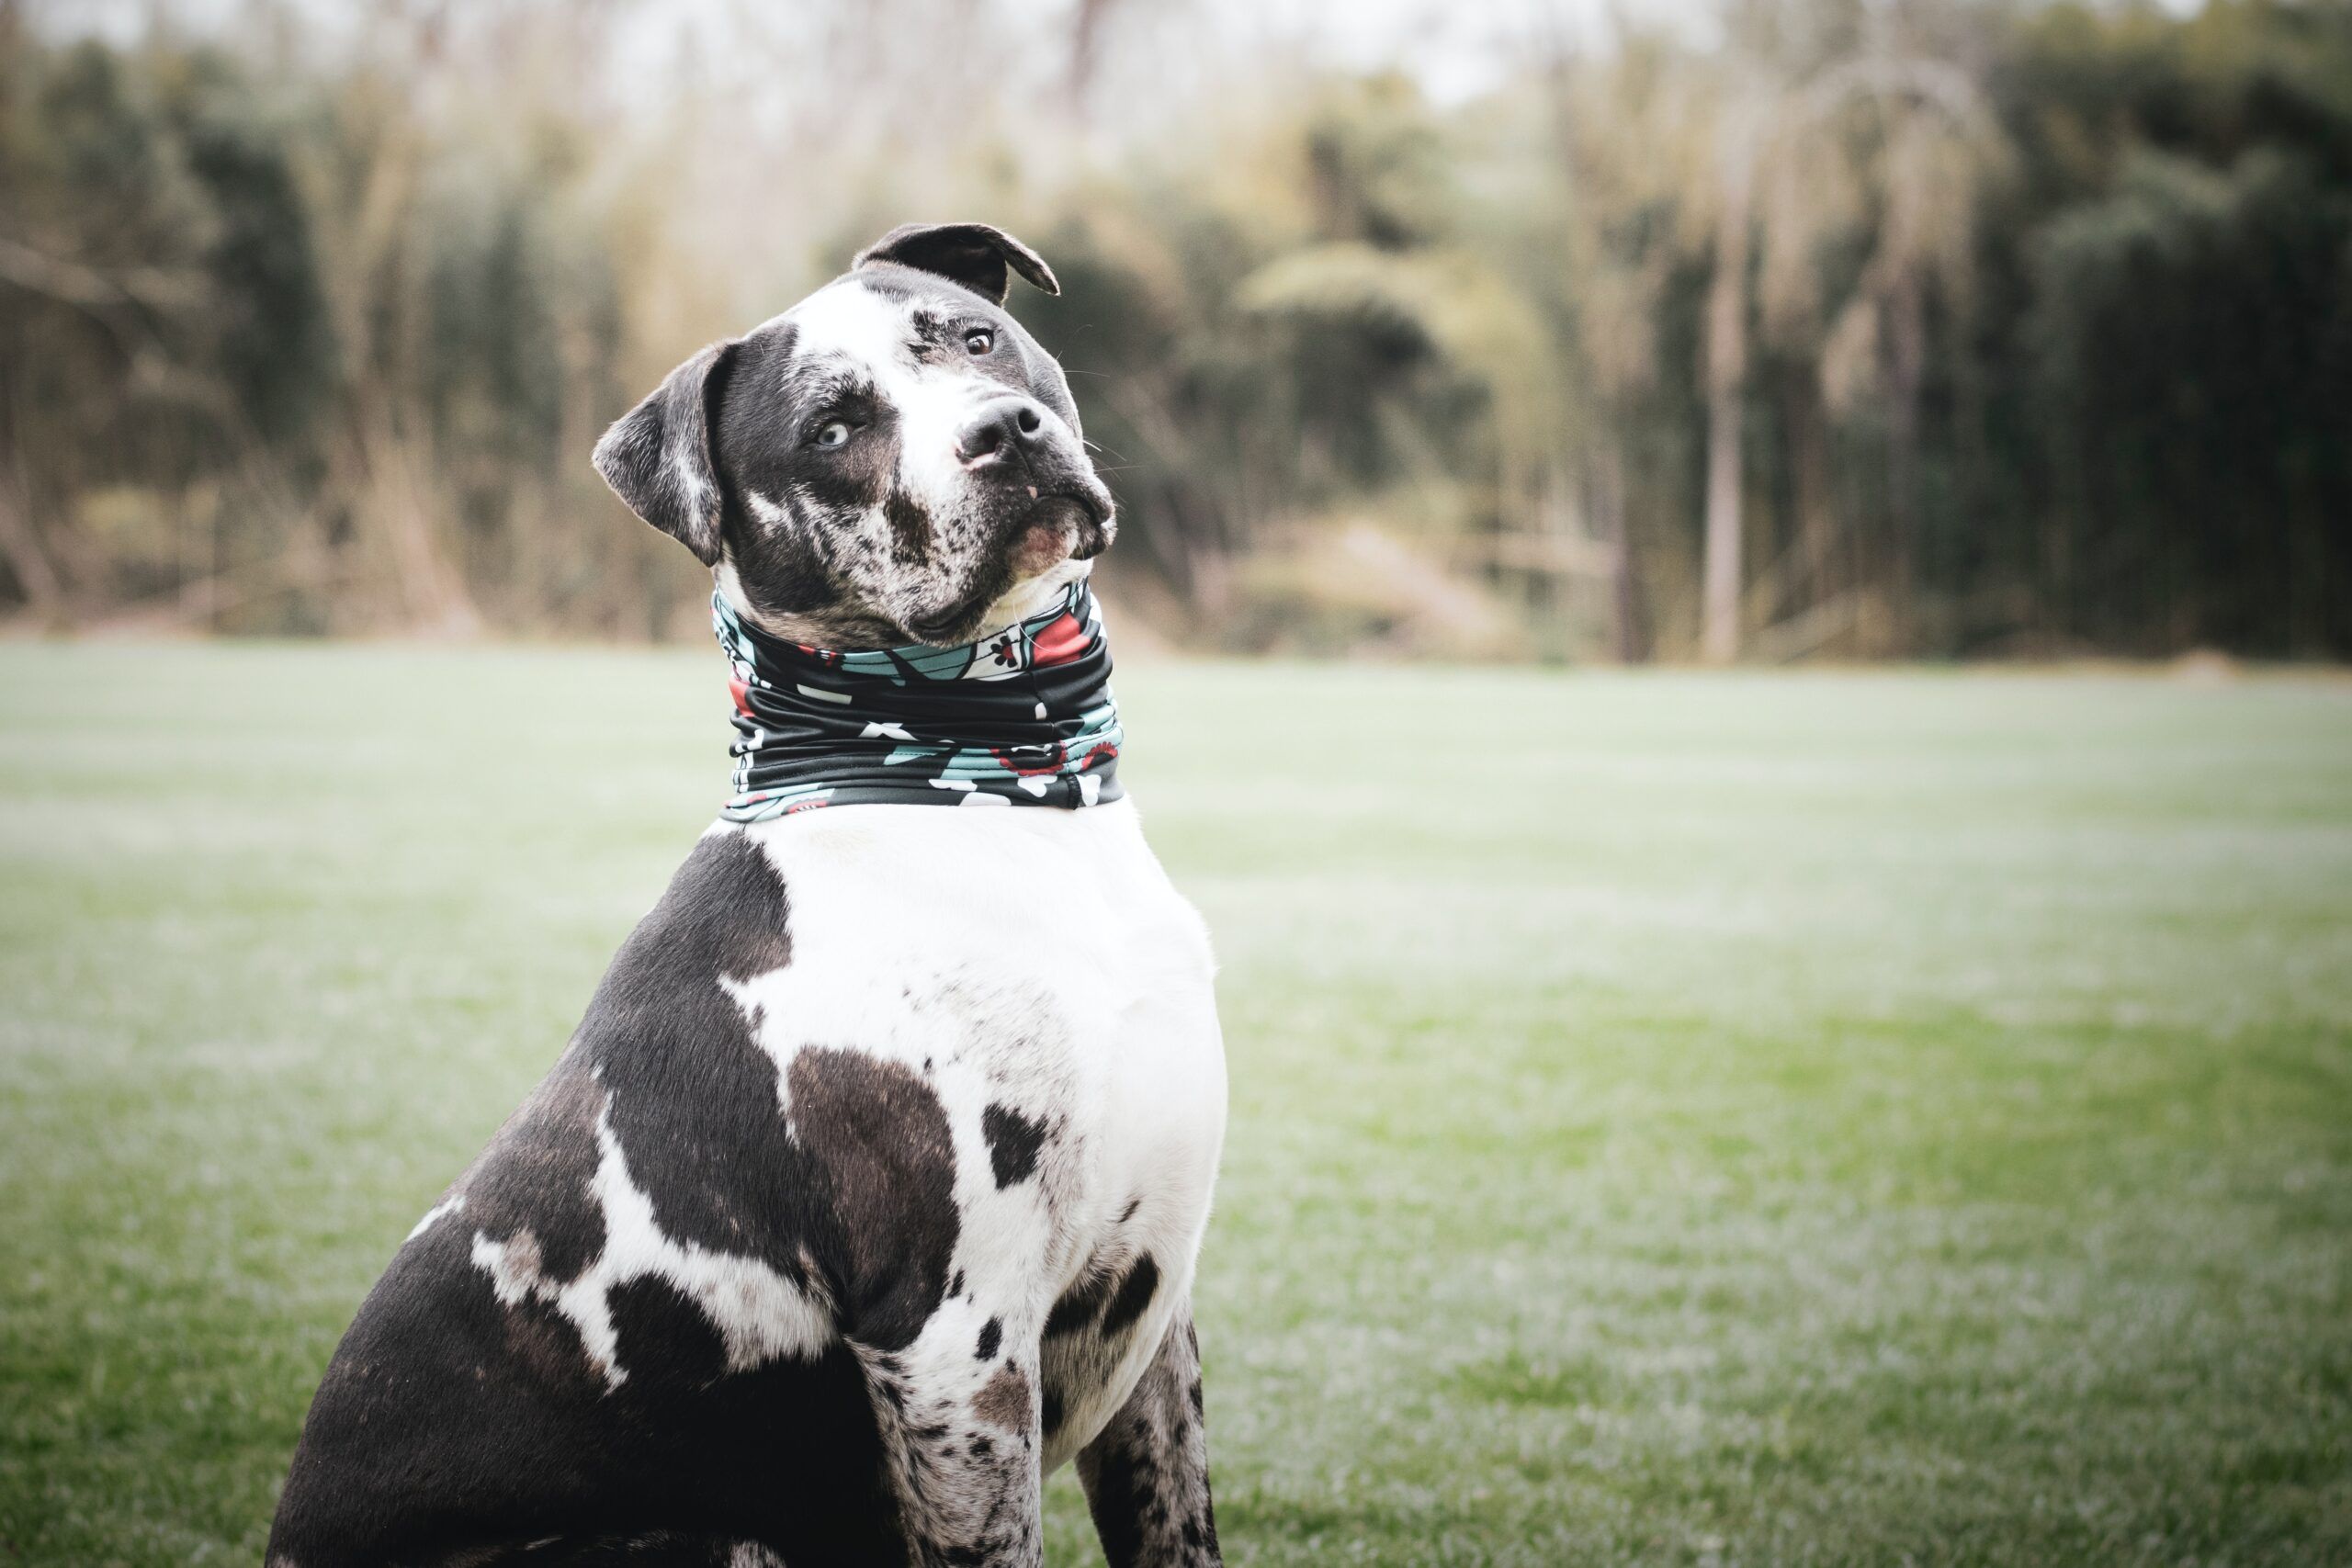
[1,0,2346,660]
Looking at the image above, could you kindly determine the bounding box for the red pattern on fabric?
[1029,613,1090,667]
[988,742,1069,779]
[729,676,756,718]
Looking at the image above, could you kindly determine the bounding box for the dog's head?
[594,222,1113,648]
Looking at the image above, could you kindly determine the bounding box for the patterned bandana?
[712,581,1124,819]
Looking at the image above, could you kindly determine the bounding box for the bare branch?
[0,237,210,313]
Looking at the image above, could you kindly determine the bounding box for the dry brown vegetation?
[2,0,2346,659]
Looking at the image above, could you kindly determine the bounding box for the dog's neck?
[711,580,1124,819]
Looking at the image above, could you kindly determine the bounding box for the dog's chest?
[729,802,1225,1348]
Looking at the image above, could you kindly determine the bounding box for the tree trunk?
[1702,107,1757,664]
[1593,441,1643,662]
[1786,370,1837,614]
[1882,270,1925,654]
[0,447,67,626]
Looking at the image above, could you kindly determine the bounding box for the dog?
[267,223,1228,1568]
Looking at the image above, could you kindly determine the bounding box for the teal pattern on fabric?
[712,581,1124,819]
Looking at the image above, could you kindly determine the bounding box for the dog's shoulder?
[597,825,796,1012]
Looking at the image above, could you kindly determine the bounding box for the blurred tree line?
[0,0,2345,659]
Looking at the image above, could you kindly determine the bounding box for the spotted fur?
[272,226,1227,1568]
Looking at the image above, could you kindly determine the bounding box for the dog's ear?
[853,222,1059,306]
[593,341,736,565]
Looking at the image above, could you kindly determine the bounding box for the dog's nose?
[956,396,1049,468]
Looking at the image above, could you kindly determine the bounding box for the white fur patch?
[405,1194,463,1242]
[785,286,967,516]
[671,447,714,519]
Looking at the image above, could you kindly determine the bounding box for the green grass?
[3,644,2350,1566]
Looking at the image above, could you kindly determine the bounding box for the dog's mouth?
[1028,483,1115,565]
[906,603,989,644]
[900,491,1114,646]
[1057,479,1115,527]
[903,571,1020,645]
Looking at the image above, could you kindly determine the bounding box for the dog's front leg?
[857,1312,1046,1568]
[1078,1302,1223,1568]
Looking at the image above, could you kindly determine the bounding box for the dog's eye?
[964,327,994,356]
[813,421,853,449]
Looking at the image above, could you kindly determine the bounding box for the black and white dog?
[268,224,1227,1568]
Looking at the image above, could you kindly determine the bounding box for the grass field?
[3,644,2349,1566]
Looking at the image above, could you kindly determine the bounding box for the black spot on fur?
[1081,1440,1155,1568]
[608,1275,728,1391]
[981,1102,1046,1189]
[976,1317,1001,1360]
[786,1047,959,1351]
[1118,1196,1141,1224]
[884,489,933,564]
[1100,1256,1160,1339]
[1045,1268,1115,1338]
[1042,1384,1066,1439]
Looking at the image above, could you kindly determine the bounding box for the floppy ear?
[853,221,1060,307]
[593,341,735,565]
